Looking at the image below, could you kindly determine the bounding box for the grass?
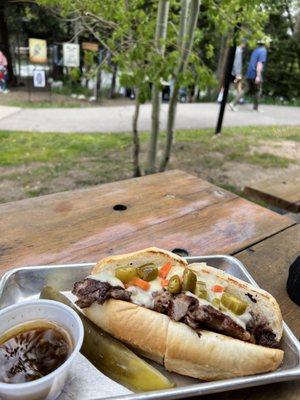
[0,125,299,204]
[0,132,131,166]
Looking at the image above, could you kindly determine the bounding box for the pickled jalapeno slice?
[182,269,197,292]
[168,275,182,294]
[212,298,220,308]
[137,264,158,281]
[115,267,137,283]
[195,281,209,300]
[221,292,248,315]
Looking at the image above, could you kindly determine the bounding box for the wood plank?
[0,170,235,273]
[1,175,293,274]
[235,224,300,337]
[87,197,293,261]
[244,171,300,212]
[201,225,300,400]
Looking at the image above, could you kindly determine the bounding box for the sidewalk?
[0,103,300,133]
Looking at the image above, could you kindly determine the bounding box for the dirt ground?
[1,132,299,204]
[171,140,300,191]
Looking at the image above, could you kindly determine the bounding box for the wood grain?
[1,171,293,274]
[244,171,300,212]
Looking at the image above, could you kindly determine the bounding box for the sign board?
[33,69,46,87]
[63,43,80,67]
[29,38,47,63]
[82,42,99,52]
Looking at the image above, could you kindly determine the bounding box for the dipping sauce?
[0,320,73,384]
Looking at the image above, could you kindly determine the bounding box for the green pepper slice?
[195,281,209,300]
[221,292,248,315]
[115,267,137,283]
[182,269,197,292]
[168,275,182,294]
[137,264,158,281]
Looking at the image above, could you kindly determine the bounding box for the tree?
[37,0,277,176]
[160,0,200,171]
[264,0,300,99]
[146,0,170,174]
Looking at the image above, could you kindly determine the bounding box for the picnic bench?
[244,171,300,213]
[1,169,300,399]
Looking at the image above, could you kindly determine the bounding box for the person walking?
[0,48,9,94]
[228,42,245,111]
[246,39,268,111]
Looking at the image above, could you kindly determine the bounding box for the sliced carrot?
[159,262,172,279]
[161,278,169,287]
[127,277,150,291]
[211,284,224,293]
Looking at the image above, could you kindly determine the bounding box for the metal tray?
[0,256,300,400]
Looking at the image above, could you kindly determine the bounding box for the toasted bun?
[92,247,188,275]
[85,248,284,380]
[84,300,284,380]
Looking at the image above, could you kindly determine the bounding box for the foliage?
[5,2,68,44]
[263,0,300,99]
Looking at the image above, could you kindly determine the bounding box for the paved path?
[0,103,299,133]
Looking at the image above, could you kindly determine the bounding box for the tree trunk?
[178,0,190,50]
[95,68,102,102]
[159,0,200,172]
[0,3,16,84]
[146,0,170,174]
[132,89,142,177]
[109,63,117,99]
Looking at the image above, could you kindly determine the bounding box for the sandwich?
[72,247,284,380]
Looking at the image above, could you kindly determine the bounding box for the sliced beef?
[246,314,278,347]
[256,330,278,348]
[72,278,130,308]
[110,288,131,301]
[168,294,197,321]
[73,279,278,348]
[186,305,252,342]
[153,290,173,314]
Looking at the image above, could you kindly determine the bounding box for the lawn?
[0,126,299,204]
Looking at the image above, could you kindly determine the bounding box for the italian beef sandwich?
[72,247,284,380]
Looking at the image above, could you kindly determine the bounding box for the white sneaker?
[2,89,9,94]
[217,91,223,103]
[229,102,237,112]
[253,108,264,113]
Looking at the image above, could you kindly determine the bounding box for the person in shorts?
[246,40,268,111]
[229,42,246,111]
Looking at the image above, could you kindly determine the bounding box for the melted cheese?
[89,265,251,329]
[127,278,161,308]
[88,271,125,288]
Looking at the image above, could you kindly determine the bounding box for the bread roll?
[79,247,284,380]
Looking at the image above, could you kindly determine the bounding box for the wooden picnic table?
[244,170,300,213]
[1,169,300,399]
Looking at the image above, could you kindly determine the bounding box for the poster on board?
[82,42,99,52]
[29,38,47,63]
[33,69,46,87]
[63,43,80,67]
